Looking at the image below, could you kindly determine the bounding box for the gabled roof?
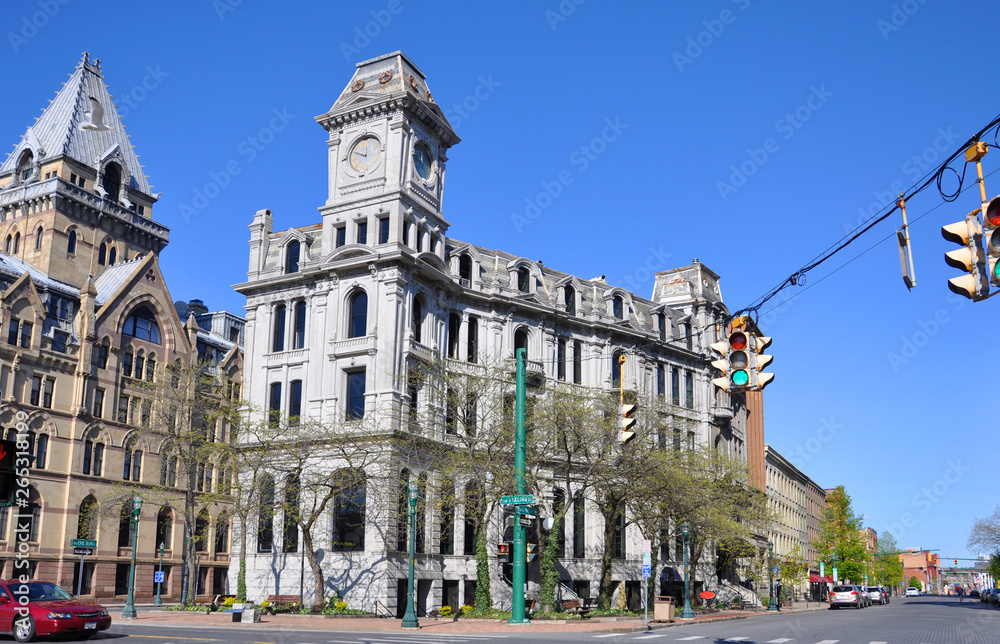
[0,252,79,298]
[93,256,145,305]
[0,52,152,195]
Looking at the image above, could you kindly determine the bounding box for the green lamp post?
[122,495,143,619]
[767,541,777,611]
[681,520,694,619]
[401,482,419,629]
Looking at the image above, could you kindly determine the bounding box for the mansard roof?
[0,52,153,195]
[0,252,79,299]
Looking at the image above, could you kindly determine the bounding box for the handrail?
[373,599,393,619]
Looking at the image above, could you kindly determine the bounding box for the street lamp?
[767,542,777,611]
[155,542,164,606]
[401,482,419,629]
[681,520,693,619]
[122,495,143,619]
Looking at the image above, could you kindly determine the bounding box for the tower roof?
[330,51,436,111]
[0,52,153,195]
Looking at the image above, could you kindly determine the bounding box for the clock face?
[413,145,432,179]
[349,137,381,172]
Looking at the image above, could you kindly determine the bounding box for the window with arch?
[83,435,105,476]
[292,301,306,349]
[458,254,472,286]
[463,481,483,556]
[123,307,161,344]
[447,312,460,359]
[107,245,117,266]
[17,151,33,183]
[552,488,567,557]
[439,479,455,555]
[117,502,135,548]
[517,266,530,293]
[411,296,424,344]
[215,513,229,554]
[102,163,121,201]
[146,353,156,381]
[93,339,109,369]
[331,471,366,551]
[348,291,367,339]
[272,304,286,352]
[155,506,173,550]
[514,327,529,359]
[135,350,145,382]
[285,241,300,274]
[612,295,624,319]
[557,338,567,381]
[657,313,667,341]
[67,229,77,255]
[565,285,576,315]
[4,235,11,254]
[288,380,302,427]
[12,232,20,255]
[467,316,479,363]
[283,473,300,553]
[268,382,281,428]
[34,226,42,251]
[396,469,410,551]
[195,509,210,552]
[77,496,99,541]
[123,437,142,482]
[98,243,106,265]
[257,475,275,552]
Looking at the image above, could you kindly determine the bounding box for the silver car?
[829,584,864,609]
[865,586,885,604]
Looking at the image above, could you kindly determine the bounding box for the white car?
[865,586,884,604]
[905,587,920,597]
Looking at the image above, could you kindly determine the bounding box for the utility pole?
[509,348,529,624]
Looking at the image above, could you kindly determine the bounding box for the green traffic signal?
[731,370,749,387]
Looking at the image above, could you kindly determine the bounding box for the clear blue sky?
[4,0,998,563]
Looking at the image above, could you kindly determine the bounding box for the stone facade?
[233,51,750,616]
[0,54,242,602]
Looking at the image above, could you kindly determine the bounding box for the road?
[91,595,1000,644]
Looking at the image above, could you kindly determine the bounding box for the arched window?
[272,304,286,352]
[292,301,306,349]
[146,353,156,381]
[257,475,275,552]
[4,235,10,254]
[331,470,366,552]
[155,507,173,550]
[285,241,300,274]
[215,513,230,554]
[458,254,473,285]
[517,266,530,293]
[348,291,367,339]
[565,285,576,315]
[195,509,210,552]
[118,502,135,548]
[682,323,692,349]
[135,350,145,381]
[447,312,460,359]
[464,481,483,556]
[611,349,625,387]
[34,226,42,251]
[439,479,454,555]
[108,245,116,266]
[102,163,121,201]
[67,229,77,254]
[411,295,424,344]
[83,436,104,476]
[17,151,33,182]
[12,232,19,255]
[77,496,99,541]
[98,243,106,266]
[122,346,133,377]
[612,295,623,319]
[283,474,300,553]
[123,307,161,344]
[123,437,142,482]
[514,327,528,358]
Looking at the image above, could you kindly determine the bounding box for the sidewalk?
[117,602,826,635]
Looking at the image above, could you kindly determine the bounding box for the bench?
[562,598,591,617]
[263,594,301,614]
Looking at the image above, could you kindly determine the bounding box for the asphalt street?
[92,595,1000,644]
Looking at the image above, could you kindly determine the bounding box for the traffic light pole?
[509,348,529,624]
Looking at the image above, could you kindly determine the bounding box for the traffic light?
[942,210,988,300]
[618,403,636,444]
[983,196,1000,286]
[497,542,510,563]
[711,328,750,392]
[955,559,959,567]
[750,333,774,391]
[0,440,15,507]
[527,543,538,563]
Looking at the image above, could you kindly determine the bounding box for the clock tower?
[314,51,460,260]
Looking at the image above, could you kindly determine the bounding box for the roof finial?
[81,51,89,65]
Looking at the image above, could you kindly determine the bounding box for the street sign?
[820,562,825,577]
[73,547,92,556]
[518,517,533,528]
[71,539,97,549]
[642,552,651,566]
[642,564,651,578]
[516,505,536,518]
[643,539,651,554]
[501,495,535,506]
[154,571,165,583]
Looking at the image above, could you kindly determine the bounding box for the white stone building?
[233,51,747,616]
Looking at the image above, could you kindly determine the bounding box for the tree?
[967,506,1000,554]
[874,531,904,589]
[812,486,869,585]
[908,575,921,589]
[779,544,808,590]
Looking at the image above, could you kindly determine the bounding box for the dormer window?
[459,255,472,287]
[17,151,33,182]
[102,163,121,202]
[285,241,300,274]
[564,285,576,315]
[517,267,530,293]
[612,295,623,319]
[657,313,666,341]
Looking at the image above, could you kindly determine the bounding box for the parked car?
[988,588,1000,605]
[905,586,920,597]
[865,586,885,604]
[0,580,111,642]
[858,585,872,606]
[830,584,865,609]
[969,589,980,599]
[880,586,891,603]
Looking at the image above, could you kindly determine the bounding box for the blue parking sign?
[642,564,651,578]
[154,571,165,583]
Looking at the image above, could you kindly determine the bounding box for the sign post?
[642,540,651,629]
[70,539,96,598]
[509,348,529,624]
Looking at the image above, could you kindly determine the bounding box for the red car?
[0,580,111,641]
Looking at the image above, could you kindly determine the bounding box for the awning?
[810,574,834,583]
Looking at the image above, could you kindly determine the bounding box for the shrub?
[440,606,452,617]
[223,597,237,609]
[460,604,474,615]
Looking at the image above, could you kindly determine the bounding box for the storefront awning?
[810,574,835,582]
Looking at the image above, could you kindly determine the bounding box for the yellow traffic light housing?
[941,211,988,300]
[618,403,636,444]
[711,316,773,392]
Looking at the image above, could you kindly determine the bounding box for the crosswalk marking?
[767,639,793,643]
[631,635,668,640]
[592,636,620,639]
[724,639,750,642]
[814,641,840,644]
[866,641,888,644]
[675,638,705,641]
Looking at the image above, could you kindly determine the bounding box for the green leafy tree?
[908,575,921,589]
[812,486,869,585]
[874,531,904,589]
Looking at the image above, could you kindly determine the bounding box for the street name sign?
[501,494,535,506]
[71,539,97,548]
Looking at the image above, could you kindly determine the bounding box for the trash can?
[231,611,243,623]
[653,596,675,622]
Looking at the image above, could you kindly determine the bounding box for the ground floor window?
[72,561,96,595]
[114,563,130,595]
